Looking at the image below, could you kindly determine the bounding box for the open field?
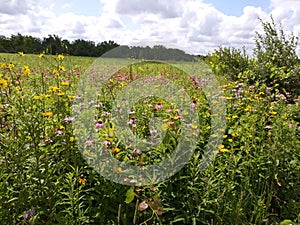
[0,52,299,225]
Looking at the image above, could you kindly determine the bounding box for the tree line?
[103,45,196,61]
[0,33,119,57]
[0,33,198,61]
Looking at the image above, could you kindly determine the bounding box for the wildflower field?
[0,19,300,225]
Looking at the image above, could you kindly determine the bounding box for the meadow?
[0,20,300,225]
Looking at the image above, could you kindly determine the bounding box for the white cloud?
[0,0,33,15]
[115,0,181,18]
[0,0,299,55]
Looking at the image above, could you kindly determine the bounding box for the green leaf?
[280,220,293,225]
[125,186,135,204]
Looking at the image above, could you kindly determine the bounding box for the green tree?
[253,16,299,99]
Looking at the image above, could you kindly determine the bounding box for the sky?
[0,0,299,55]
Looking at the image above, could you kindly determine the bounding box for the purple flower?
[191,99,197,107]
[22,208,35,219]
[150,129,157,136]
[86,139,94,146]
[53,128,63,135]
[236,82,244,87]
[95,120,104,129]
[156,102,163,109]
[64,117,74,123]
[134,148,141,155]
[128,117,137,124]
[128,109,135,114]
[103,140,111,147]
[101,112,111,117]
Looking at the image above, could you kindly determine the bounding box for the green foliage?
[252,16,299,99]
[206,46,249,81]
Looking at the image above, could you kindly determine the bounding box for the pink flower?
[86,139,94,146]
[103,140,111,147]
[128,117,137,124]
[95,119,104,129]
[64,117,74,123]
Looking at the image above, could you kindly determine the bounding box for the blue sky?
[0,0,299,54]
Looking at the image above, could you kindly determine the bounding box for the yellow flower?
[18,52,25,56]
[174,115,181,120]
[61,81,70,86]
[8,63,14,71]
[78,175,87,185]
[0,79,8,89]
[219,144,230,153]
[57,92,65,96]
[271,111,277,115]
[223,135,228,138]
[68,95,76,100]
[232,133,237,137]
[83,149,91,156]
[44,94,51,98]
[23,65,30,75]
[57,54,64,61]
[33,95,41,100]
[0,63,6,69]
[42,111,53,117]
[59,66,66,72]
[115,167,122,173]
[39,52,44,58]
[70,137,75,142]
[228,139,233,143]
[232,115,238,119]
[112,148,120,153]
[245,105,252,111]
[49,86,60,92]
[53,69,59,76]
